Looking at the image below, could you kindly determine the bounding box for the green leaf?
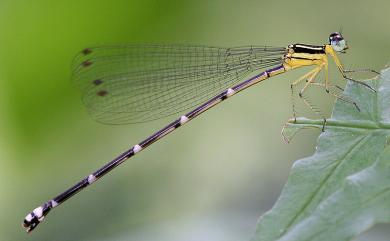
[252,67,390,241]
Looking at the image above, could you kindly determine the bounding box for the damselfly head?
[329,32,348,53]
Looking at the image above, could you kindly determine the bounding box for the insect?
[23,32,375,232]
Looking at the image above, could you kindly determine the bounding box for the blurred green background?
[0,0,389,240]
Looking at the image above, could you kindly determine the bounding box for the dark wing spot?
[93,79,103,86]
[82,48,92,55]
[97,90,108,97]
[82,60,92,67]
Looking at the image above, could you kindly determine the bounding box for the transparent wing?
[72,44,286,124]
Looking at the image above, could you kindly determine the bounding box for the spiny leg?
[290,84,298,121]
[338,68,376,93]
[297,88,327,131]
[342,75,376,92]
[343,68,379,92]
[309,82,361,112]
[326,47,376,92]
[298,69,328,131]
[290,67,322,122]
[344,68,380,75]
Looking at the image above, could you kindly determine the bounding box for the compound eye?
[329,32,343,43]
[331,39,347,52]
[329,32,347,52]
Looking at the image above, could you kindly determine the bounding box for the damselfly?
[23,32,375,232]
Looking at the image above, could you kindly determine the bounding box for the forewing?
[72,44,285,124]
